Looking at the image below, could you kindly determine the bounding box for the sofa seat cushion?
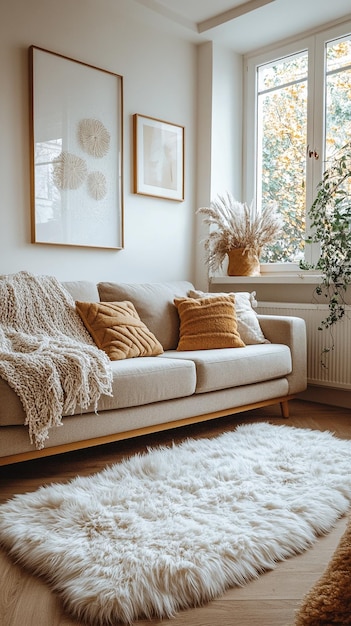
[0,356,197,426]
[97,281,194,350]
[160,344,292,393]
[95,356,196,411]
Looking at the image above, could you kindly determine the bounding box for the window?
[244,20,351,269]
[325,36,351,158]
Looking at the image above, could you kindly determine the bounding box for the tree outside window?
[248,26,351,266]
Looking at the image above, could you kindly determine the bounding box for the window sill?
[210,272,322,286]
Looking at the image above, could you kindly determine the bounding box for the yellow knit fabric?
[76,301,164,360]
[174,295,245,351]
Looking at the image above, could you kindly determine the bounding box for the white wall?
[0,0,198,283]
[211,45,242,198]
[195,43,243,290]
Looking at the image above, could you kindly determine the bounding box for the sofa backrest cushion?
[97,281,194,350]
[62,281,100,302]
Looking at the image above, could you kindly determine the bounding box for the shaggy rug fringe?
[1,423,351,625]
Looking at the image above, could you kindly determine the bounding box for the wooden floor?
[0,399,350,626]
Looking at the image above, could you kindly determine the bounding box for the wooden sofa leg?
[280,400,289,418]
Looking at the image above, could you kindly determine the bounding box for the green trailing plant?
[300,141,351,356]
[198,192,282,273]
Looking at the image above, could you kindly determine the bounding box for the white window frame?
[243,19,351,274]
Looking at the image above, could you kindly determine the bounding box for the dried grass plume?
[198,191,282,272]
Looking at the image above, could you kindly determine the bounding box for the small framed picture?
[133,114,184,201]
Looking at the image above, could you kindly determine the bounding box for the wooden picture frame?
[29,46,124,249]
[133,114,184,201]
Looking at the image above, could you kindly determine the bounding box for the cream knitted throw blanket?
[0,271,113,449]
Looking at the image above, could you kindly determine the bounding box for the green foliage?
[299,142,351,354]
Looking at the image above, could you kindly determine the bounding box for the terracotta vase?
[227,248,261,276]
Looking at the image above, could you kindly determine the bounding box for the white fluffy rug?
[1,423,351,625]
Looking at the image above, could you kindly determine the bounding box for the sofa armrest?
[257,315,307,395]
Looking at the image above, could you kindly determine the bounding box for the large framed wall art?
[29,46,124,249]
[133,114,184,201]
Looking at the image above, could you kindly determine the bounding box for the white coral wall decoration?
[78,119,110,158]
[52,151,87,190]
[51,120,111,203]
[87,171,107,201]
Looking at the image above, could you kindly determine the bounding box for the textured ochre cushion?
[75,301,163,360]
[187,289,269,345]
[174,295,245,351]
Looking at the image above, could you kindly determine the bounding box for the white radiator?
[256,302,351,390]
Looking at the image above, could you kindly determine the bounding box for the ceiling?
[133,0,351,53]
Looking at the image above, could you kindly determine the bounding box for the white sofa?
[0,279,307,465]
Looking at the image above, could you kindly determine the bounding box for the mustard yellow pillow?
[187,289,269,345]
[75,301,164,360]
[174,295,245,351]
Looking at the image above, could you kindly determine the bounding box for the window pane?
[258,53,308,92]
[257,52,308,263]
[325,36,351,160]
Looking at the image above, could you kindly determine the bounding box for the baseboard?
[298,385,351,409]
